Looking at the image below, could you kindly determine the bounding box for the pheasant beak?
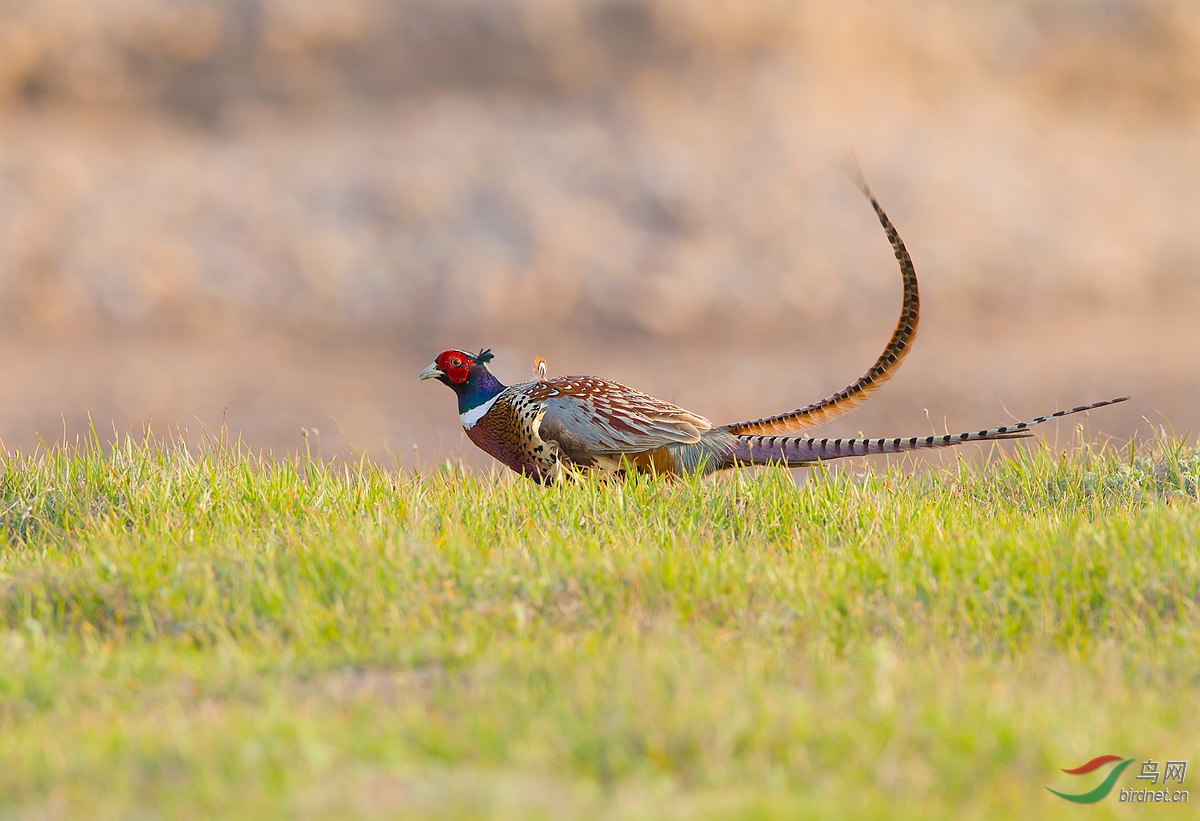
[418,363,444,382]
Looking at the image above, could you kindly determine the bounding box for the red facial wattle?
[436,350,473,385]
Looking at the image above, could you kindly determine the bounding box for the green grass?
[1,432,1198,819]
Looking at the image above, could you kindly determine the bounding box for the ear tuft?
[476,348,495,364]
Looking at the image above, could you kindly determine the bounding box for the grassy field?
[0,432,1197,820]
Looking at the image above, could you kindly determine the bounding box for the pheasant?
[419,179,1127,485]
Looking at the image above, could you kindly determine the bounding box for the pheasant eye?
[449,357,461,367]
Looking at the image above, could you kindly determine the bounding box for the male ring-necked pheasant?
[419,178,1126,485]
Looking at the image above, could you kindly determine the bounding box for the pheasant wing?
[525,376,712,456]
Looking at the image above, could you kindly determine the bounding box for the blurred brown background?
[0,0,1195,470]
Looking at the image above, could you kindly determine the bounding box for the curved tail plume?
[726,170,919,436]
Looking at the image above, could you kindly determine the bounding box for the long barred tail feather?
[727,172,920,436]
[727,397,1129,467]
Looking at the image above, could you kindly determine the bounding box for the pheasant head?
[418,348,507,420]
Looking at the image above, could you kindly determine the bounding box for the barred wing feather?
[525,376,712,455]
